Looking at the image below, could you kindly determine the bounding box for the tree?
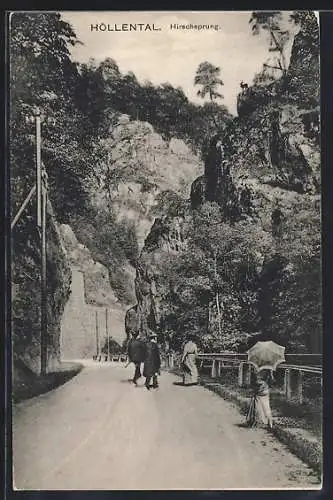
[194,62,225,130]
[75,59,113,138]
[249,11,290,77]
[10,12,95,223]
[159,203,270,351]
[194,62,224,102]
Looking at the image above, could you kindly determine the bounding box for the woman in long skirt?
[181,334,199,385]
[246,369,273,429]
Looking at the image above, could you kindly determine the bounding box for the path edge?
[167,367,323,478]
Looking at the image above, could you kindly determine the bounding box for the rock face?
[127,15,320,352]
[58,224,126,358]
[60,268,126,359]
[287,11,319,105]
[12,200,71,376]
[125,214,189,340]
[58,224,119,307]
[91,115,202,250]
[71,114,202,313]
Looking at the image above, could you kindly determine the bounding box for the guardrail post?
[211,360,217,378]
[217,360,222,377]
[297,370,303,404]
[284,368,291,400]
[169,354,174,369]
[238,362,244,387]
[244,363,251,387]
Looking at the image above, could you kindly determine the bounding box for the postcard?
[9,10,321,490]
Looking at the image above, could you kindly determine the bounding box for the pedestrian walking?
[143,331,161,390]
[246,369,274,429]
[127,333,145,385]
[181,334,199,386]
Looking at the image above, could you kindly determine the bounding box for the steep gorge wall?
[125,214,189,340]
[90,114,202,250]
[60,269,126,359]
[59,224,126,359]
[12,200,71,376]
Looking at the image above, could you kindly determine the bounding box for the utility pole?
[95,310,99,359]
[106,308,110,361]
[35,108,48,376]
[35,109,42,228]
[40,181,48,375]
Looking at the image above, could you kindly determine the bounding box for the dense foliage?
[140,11,321,354]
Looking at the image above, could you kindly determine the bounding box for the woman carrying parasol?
[246,369,274,428]
[245,340,285,429]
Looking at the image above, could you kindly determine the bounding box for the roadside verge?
[13,361,84,403]
[168,367,322,476]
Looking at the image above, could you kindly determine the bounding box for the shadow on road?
[235,422,250,429]
[13,361,84,403]
[173,381,199,387]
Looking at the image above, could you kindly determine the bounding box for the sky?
[62,11,317,116]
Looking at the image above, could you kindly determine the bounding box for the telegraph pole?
[95,310,99,359]
[35,109,42,228]
[35,108,48,376]
[106,308,109,361]
[40,181,47,375]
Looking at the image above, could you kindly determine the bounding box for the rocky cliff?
[127,14,321,353]
[69,114,203,308]
[59,224,126,359]
[90,114,202,249]
[12,199,72,377]
[125,214,190,341]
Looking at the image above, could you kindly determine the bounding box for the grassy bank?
[13,361,84,403]
[169,366,322,476]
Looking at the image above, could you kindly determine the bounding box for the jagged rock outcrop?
[58,224,119,307]
[237,85,273,119]
[91,114,202,250]
[125,215,189,340]
[191,134,254,220]
[287,11,319,106]
[73,114,202,311]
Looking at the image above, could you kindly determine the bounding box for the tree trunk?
[215,291,222,338]
[214,250,222,338]
[270,29,288,75]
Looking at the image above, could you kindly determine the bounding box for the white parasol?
[246,340,285,372]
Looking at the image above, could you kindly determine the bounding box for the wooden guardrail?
[167,352,322,404]
[196,352,322,366]
[93,354,128,362]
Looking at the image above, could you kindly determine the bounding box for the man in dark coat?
[143,332,161,390]
[127,333,145,385]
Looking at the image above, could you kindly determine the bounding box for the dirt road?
[12,361,320,490]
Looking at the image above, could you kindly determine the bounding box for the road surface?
[13,361,320,490]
